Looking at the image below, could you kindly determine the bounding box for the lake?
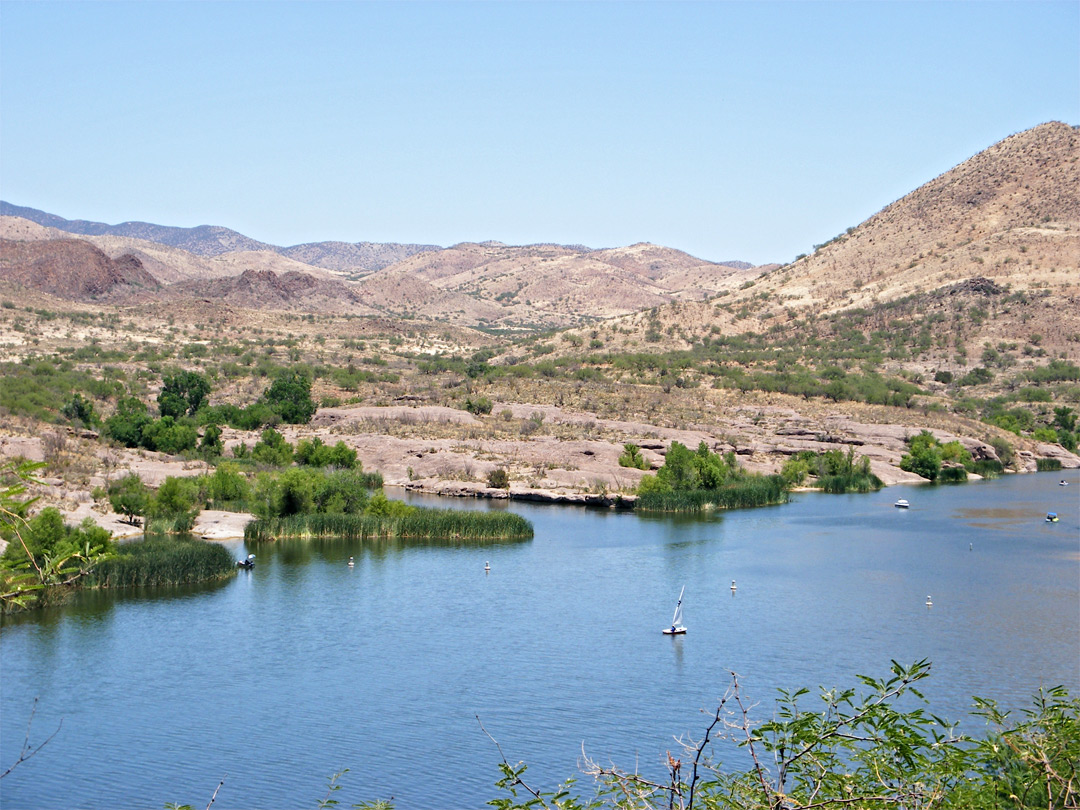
[2,470,1077,809]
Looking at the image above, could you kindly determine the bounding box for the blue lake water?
[2,470,1077,809]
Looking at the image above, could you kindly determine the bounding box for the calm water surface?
[2,470,1077,809]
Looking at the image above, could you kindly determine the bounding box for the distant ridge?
[0,201,441,273]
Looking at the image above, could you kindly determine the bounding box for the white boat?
[1060,480,1069,487]
[662,586,687,635]
[895,499,910,509]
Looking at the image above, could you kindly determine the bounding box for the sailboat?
[662,586,687,635]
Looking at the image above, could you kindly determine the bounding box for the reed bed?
[937,466,970,483]
[88,537,236,588]
[245,508,534,542]
[1036,457,1063,472]
[636,476,788,513]
[817,473,885,493]
[970,459,1004,478]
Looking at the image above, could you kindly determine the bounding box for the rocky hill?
[599,121,1079,367]
[0,238,160,300]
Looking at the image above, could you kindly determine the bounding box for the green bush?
[618,443,649,470]
[487,467,511,489]
[252,428,294,466]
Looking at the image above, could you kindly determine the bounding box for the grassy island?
[245,507,533,543]
[634,441,789,513]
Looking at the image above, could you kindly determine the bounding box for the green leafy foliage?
[900,430,944,481]
[252,428,294,466]
[618,443,649,470]
[260,369,316,424]
[157,369,211,418]
[295,437,358,468]
[108,473,150,524]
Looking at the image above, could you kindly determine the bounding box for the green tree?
[200,424,223,457]
[657,441,700,490]
[157,370,211,418]
[105,397,153,448]
[260,370,316,424]
[108,473,150,525]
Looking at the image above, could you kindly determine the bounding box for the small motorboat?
[894,499,910,509]
[1046,512,1059,523]
[237,553,256,569]
[662,586,687,635]
[1060,480,1069,487]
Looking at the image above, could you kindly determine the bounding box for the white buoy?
[969,543,973,551]
[348,556,354,567]
[484,561,490,572]
[926,595,933,607]
[730,579,737,592]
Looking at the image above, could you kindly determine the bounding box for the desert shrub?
[146,476,201,532]
[487,467,511,489]
[157,369,211,418]
[61,393,97,428]
[464,396,494,415]
[618,443,649,470]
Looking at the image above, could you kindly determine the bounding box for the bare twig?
[0,697,62,779]
[205,775,226,810]
[476,715,549,808]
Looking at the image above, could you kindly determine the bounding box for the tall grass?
[637,476,788,513]
[1036,457,1063,472]
[969,459,1004,478]
[817,473,885,493]
[88,537,236,588]
[937,466,969,484]
[245,508,534,542]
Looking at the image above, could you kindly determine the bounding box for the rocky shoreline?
[2,399,1076,548]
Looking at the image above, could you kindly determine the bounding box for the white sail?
[671,586,685,627]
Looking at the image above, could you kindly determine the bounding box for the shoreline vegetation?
[244,508,533,543]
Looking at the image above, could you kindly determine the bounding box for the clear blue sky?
[1,1,1077,265]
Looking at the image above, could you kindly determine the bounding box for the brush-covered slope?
[361,241,763,328]
[602,122,1079,363]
